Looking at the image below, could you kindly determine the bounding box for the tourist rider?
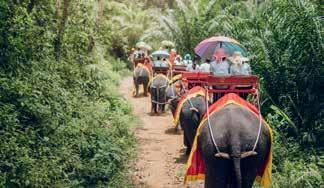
[186,60,200,72]
[199,59,211,73]
[229,51,251,75]
[210,48,230,76]
[210,49,230,101]
[174,55,183,65]
[183,54,192,66]
[229,51,252,99]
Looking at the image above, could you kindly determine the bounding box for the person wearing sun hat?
[174,55,183,65]
[210,48,230,102]
[229,51,253,99]
[210,48,230,76]
[229,51,251,75]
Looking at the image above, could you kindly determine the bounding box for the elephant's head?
[166,81,186,115]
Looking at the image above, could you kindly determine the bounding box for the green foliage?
[0,1,136,187]
[272,160,322,188]
[266,113,323,188]
[157,0,323,186]
[161,0,323,148]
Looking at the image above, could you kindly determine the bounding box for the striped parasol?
[194,36,248,59]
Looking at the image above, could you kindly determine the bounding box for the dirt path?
[120,76,191,188]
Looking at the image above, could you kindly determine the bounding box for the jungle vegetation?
[0,0,323,187]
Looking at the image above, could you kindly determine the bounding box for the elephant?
[133,65,150,97]
[198,103,271,188]
[149,75,169,114]
[165,83,181,115]
[167,85,207,154]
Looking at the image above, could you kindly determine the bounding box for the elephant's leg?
[143,82,148,97]
[204,160,230,188]
[135,84,139,97]
[161,104,166,113]
[157,104,162,113]
[150,102,154,114]
[152,102,157,114]
[184,137,191,155]
[241,158,258,188]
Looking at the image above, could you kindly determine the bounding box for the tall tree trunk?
[55,0,61,17]
[88,0,104,52]
[96,0,104,24]
[54,0,70,61]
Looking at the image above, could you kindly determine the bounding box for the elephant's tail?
[232,155,242,188]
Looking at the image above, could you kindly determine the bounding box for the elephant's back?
[134,66,150,78]
[198,104,271,159]
[151,75,169,88]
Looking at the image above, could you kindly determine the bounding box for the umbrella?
[136,41,152,51]
[194,36,248,60]
[161,40,175,48]
[151,50,170,58]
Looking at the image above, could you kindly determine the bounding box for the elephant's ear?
[171,97,180,107]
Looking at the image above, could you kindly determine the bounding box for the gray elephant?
[133,66,150,97]
[165,83,181,115]
[167,85,207,154]
[198,103,271,188]
[149,75,169,114]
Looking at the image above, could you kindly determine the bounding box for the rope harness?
[170,84,177,99]
[204,88,262,159]
[180,82,197,111]
[151,82,168,105]
[139,68,144,77]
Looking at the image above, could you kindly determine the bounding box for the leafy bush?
[0,1,136,187]
[160,0,323,148]
[266,113,323,188]
[158,0,323,186]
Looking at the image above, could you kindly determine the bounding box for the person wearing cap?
[183,54,192,66]
[210,48,230,76]
[229,51,251,75]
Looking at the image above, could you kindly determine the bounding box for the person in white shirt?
[186,60,200,72]
[174,55,183,65]
[229,51,253,99]
[209,49,230,102]
[183,54,192,66]
[199,59,211,73]
[229,51,251,75]
[210,49,230,76]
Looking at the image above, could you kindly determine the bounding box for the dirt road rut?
[120,76,194,188]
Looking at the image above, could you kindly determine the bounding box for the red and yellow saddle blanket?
[185,93,273,187]
[173,86,206,125]
[134,63,152,76]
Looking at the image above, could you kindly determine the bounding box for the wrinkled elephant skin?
[198,104,271,188]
